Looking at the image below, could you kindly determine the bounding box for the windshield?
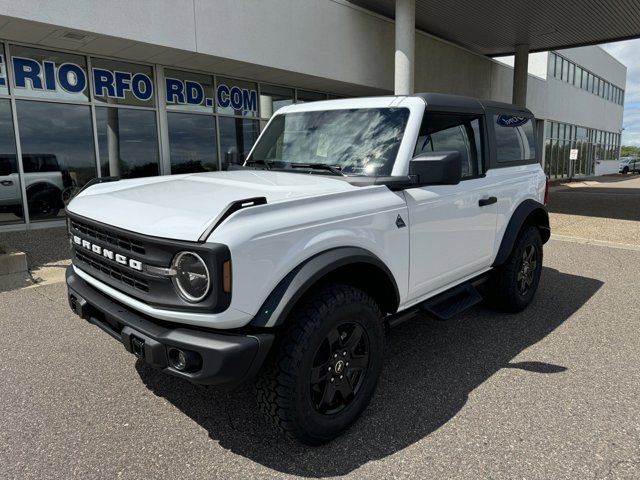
[247,108,410,176]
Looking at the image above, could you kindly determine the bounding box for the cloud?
[601,40,640,146]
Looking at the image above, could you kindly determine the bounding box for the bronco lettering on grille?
[73,235,143,271]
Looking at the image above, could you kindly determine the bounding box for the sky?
[601,40,640,146]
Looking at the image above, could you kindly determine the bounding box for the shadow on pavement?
[136,266,603,477]
[548,188,640,221]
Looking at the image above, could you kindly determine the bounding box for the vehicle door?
[0,155,21,206]
[404,112,498,300]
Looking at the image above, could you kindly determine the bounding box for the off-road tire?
[256,283,385,445]
[485,225,543,313]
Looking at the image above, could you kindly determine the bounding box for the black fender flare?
[250,247,400,328]
[493,199,550,267]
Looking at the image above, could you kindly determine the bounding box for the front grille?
[75,250,149,293]
[71,219,146,255]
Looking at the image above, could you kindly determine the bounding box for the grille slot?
[75,250,149,293]
[71,219,146,255]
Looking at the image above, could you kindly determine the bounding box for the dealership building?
[0,0,630,231]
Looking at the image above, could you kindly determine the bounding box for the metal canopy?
[349,0,640,55]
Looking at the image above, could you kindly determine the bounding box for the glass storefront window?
[259,84,293,119]
[168,112,218,174]
[0,45,9,96]
[568,62,575,84]
[0,99,22,225]
[216,77,258,117]
[96,107,159,178]
[10,45,88,102]
[165,69,215,113]
[296,90,326,103]
[92,58,155,108]
[16,100,96,221]
[218,117,259,168]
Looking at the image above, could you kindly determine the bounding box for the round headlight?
[171,252,211,303]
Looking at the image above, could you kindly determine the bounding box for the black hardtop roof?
[411,92,534,117]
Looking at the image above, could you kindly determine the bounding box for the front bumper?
[66,266,273,386]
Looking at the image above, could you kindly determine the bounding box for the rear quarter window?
[493,115,536,163]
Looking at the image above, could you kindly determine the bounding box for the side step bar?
[387,274,488,327]
[419,282,483,320]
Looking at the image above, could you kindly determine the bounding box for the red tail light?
[544,176,550,205]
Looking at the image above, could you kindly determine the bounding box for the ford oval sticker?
[497,115,529,127]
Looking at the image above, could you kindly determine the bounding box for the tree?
[620,145,640,157]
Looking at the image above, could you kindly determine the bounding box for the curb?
[0,246,33,292]
[0,247,28,276]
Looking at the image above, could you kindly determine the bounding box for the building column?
[512,43,529,106]
[107,107,121,177]
[395,0,415,95]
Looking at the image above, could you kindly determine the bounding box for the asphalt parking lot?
[1,177,639,479]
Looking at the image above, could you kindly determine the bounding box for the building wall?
[0,0,545,100]
[545,47,626,133]
[0,0,629,229]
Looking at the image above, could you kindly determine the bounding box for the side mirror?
[409,151,462,186]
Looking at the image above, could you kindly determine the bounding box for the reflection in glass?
[259,85,293,119]
[168,112,218,174]
[96,107,159,179]
[92,58,154,108]
[249,108,409,176]
[165,69,215,113]
[0,45,9,96]
[10,45,88,102]
[494,116,536,163]
[218,117,259,168]
[216,77,258,117]
[0,99,22,225]
[16,100,96,220]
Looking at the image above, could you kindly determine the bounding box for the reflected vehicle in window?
[0,153,70,218]
[619,157,640,174]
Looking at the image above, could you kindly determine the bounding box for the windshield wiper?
[244,158,272,170]
[288,163,345,176]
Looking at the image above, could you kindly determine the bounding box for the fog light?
[168,348,201,372]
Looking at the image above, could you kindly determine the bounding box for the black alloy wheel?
[310,322,370,415]
[517,244,538,296]
[483,225,543,313]
[256,283,385,445]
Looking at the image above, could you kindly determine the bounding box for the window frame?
[485,108,538,169]
[414,111,487,181]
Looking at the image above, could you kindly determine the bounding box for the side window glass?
[414,114,483,178]
[494,114,535,163]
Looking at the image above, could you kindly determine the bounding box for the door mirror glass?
[409,151,462,186]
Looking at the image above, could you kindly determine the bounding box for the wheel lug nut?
[330,377,334,382]
[342,351,347,356]
[346,362,349,367]
[340,375,343,379]
[334,353,338,358]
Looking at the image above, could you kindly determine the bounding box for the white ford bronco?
[66,93,550,444]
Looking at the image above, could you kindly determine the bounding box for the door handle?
[479,196,497,207]
[1,180,13,186]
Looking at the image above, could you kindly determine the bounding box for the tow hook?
[130,336,146,359]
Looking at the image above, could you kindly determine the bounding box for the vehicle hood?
[67,170,357,241]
